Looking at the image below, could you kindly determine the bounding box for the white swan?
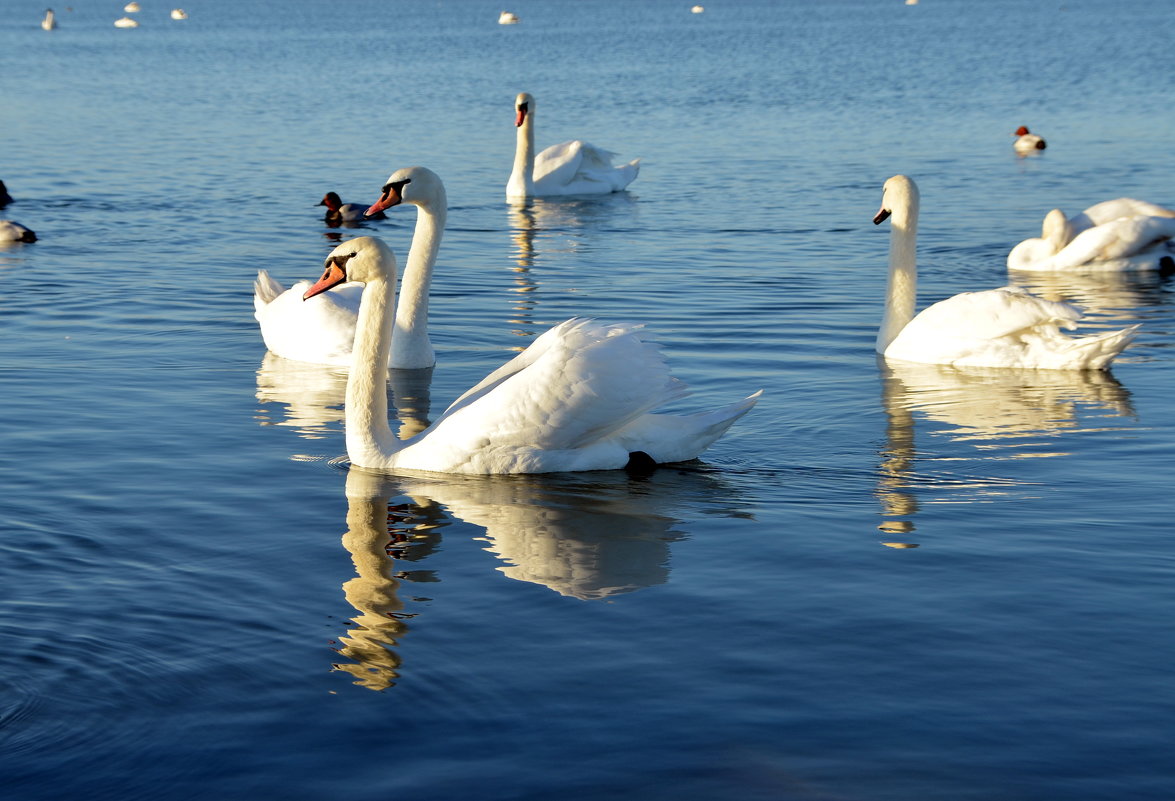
[0,221,37,243]
[1008,198,1175,272]
[873,175,1137,370]
[319,191,384,225]
[305,236,759,474]
[170,8,188,20]
[507,92,640,200]
[41,8,56,30]
[498,11,518,24]
[255,166,443,369]
[1013,125,1046,155]
[114,16,138,27]
[124,2,140,11]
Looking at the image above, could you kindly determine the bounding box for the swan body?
[41,9,56,30]
[507,92,640,200]
[0,221,37,243]
[498,11,518,24]
[874,175,1136,370]
[1008,199,1175,272]
[319,191,384,225]
[1013,125,1046,154]
[114,16,138,27]
[171,8,188,19]
[124,2,140,11]
[255,166,443,369]
[307,236,758,474]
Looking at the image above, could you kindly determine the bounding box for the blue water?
[3,1,1175,798]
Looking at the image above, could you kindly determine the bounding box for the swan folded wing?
[1029,216,1175,270]
[1071,198,1175,233]
[419,320,686,457]
[903,288,1082,343]
[532,140,590,189]
[253,270,287,309]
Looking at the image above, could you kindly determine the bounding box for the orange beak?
[515,105,527,127]
[303,261,347,300]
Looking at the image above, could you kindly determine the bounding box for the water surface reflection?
[333,464,747,689]
[876,359,1135,543]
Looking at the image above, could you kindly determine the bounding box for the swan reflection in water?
[505,194,639,347]
[333,464,746,689]
[876,358,1135,545]
[1007,267,1171,322]
[255,354,433,445]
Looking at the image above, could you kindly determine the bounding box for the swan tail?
[253,270,286,313]
[617,390,763,464]
[1059,324,1140,370]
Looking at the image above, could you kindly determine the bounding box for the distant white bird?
[124,2,140,12]
[1008,198,1175,272]
[872,175,1137,370]
[41,8,56,30]
[114,16,139,27]
[498,11,518,24]
[170,8,188,20]
[507,92,640,200]
[1013,125,1047,155]
[691,5,705,13]
[319,192,385,225]
[0,221,37,243]
[301,235,759,474]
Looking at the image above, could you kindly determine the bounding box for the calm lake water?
[3,0,1175,798]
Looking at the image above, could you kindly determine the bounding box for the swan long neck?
[347,271,399,465]
[877,191,919,353]
[507,111,536,198]
[392,193,446,369]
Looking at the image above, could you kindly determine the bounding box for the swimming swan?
[255,166,443,369]
[1008,198,1175,272]
[305,236,759,473]
[507,92,640,200]
[1013,125,1046,155]
[873,175,1137,370]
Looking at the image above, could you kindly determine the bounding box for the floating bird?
[0,221,37,243]
[1013,125,1047,155]
[41,8,56,30]
[507,92,640,200]
[319,191,384,225]
[872,175,1136,370]
[124,2,140,12]
[1008,198,1175,272]
[498,11,519,24]
[170,8,188,20]
[255,168,443,369]
[301,235,759,473]
[114,16,138,27]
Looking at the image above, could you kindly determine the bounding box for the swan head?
[318,192,343,211]
[515,92,534,127]
[1041,208,1070,247]
[365,166,445,216]
[873,175,919,226]
[1014,125,1031,136]
[303,236,396,300]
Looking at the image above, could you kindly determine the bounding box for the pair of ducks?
[255,169,1145,476]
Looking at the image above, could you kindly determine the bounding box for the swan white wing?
[533,140,638,196]
[398,319,688,473]
[254,271,365,366]
[1044,216,1175,270]
[1071,198,1175,233]
[902,287,1082,341]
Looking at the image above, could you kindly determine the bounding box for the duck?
[0,221,37,243]
[170,8,187,19]
[0,180,13,207]
[302,236,760,474]
[1008,198,1175,272]
[1013,125,1047,155]
[872,175,1136,370]
[255,166,443,369]
[41,8,56,30]
[319,191,385,225]
[507,92,640,200]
